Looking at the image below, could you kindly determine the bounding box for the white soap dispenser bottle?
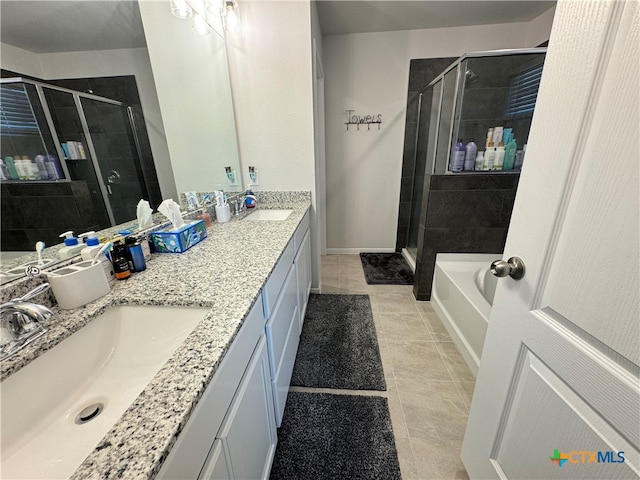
[79,231,103,260]
[58,231,84,259]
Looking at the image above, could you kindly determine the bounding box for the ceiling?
[0,1,146,53]
[316,1,556,36]
[0,1,556,54]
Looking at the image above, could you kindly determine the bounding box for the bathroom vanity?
[0,195,312,479]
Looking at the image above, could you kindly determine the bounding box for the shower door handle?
[490,257,525,280]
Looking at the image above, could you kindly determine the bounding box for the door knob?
[490,257,526,280]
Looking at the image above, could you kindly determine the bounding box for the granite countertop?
[0,196,311,479]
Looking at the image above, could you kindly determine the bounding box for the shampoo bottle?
[494,142,506,170]
[484,143,496,170]
[464,140,477,171]
[503,138,517,170]
[450,139,466,172]
[58,231,84,259]
[485,128,494,148]
[475,151,485,171]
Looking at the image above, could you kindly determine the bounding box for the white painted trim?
[310,287,321,295]
[325,248,396,255]
[401,248,416,272]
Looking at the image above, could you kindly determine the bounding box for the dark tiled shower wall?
[413,174,519,300]
[396,58,456,249]
[1,181,100,251]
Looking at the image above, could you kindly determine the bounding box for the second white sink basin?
[244,209,293,221]
[0,305,209,479]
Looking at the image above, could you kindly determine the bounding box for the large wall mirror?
[0,0,242,283]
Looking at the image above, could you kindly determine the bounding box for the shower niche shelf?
[421,48,547,175]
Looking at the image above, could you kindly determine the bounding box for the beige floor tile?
[339,262,366,276]
[436,342,475,383]
[410,437,470,480]
[416,301,436,315]
[386,340,452,382]
[455,381,476,411]
[321,254,339,264]
[421,311,453,342]
[320,285,341,294]
[372,284,415,295]
[338,254,362,264]
[321,275,339,289]
[395,378,469,440]
[376,296,420,314]
[378,312,433,343]
[321,263,339,278]
[395,437,419,480]
[377,337,395,380]
[386,387,410,439]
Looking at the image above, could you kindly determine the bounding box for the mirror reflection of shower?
[0,77,162,253]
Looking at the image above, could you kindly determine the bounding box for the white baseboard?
[310,287,321,294]
[325,247,396,255]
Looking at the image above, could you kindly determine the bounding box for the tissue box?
[151,219,207,253]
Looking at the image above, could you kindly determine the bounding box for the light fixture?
[170,0,193,19]
[193,13,212,36]
[222,0,239,31]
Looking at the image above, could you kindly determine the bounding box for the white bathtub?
[431,253,500,378]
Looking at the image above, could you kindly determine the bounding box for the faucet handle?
[14,282,50,302]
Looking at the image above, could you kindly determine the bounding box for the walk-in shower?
[402,48,547,267]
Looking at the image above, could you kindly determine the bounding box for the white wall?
[225,1,315,192]
[324,7,556,252]
[1,42,178,202]
[139,1,240,195]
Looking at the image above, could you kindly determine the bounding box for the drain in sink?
[75,403,104,425]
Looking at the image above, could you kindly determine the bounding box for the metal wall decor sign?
[345,110,382,131]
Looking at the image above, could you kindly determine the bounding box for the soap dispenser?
[58,231,84,259]
[79,231,115,282]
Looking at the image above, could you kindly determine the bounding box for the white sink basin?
[244,209,293,221]
[0,305,208,479]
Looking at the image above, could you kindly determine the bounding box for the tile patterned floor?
[305,254,474,480]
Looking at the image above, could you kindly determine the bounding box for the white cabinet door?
[294,229,312,331]
[462,1,640,478]
[218,336,277,480]
[199,440,232,480]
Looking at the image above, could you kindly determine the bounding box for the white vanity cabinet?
[293,211,312,331]
[262,209,311,426]
[157,294,276,480]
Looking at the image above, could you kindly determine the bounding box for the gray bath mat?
[360,252,414,285]
[290,294,386,391]
[269,392,401,480]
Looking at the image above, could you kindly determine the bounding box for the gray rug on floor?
[269,392,401,480]
[360,252,414,285]
[290,294,386,391]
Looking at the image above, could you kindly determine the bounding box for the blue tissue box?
[151,220,207,253]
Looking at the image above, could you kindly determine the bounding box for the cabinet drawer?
[262,239,295,320]
[157,294,265,480]
[265,263,298,378]
[272,302,300,427]
[293,209,310,251]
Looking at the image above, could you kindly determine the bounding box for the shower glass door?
[42,87,112,230]
[80,98,148,224]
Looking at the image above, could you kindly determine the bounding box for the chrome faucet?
[231,198,245,216]
[1,283,53,360]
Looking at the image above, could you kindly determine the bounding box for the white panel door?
[462,1,640,479]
